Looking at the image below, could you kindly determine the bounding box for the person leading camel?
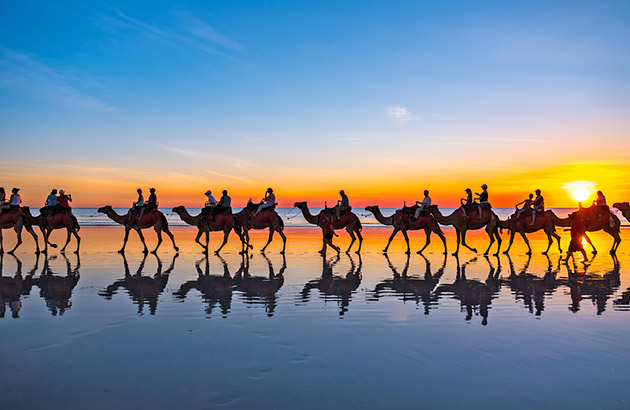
[320,212,340,256]
[564,213,588,264]
[254,188,276,216]
[475,184,489,219]
[413,190,431,220]
[514,193,533,220]
[336,190,350,221]
[531,189,544,226]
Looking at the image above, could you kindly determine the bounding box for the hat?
[59,189,65,194]
[204,190,211,195]
[481,184,487,189]
[12,187,19,193]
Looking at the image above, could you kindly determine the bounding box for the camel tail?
[72,214,80,231]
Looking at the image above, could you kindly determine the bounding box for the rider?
[211,190,231,222]
[593,190,608,221]
[139,188,157,220]
[0,187,8,219]
[531,189,544,226]
[9,188,21,210]
[413,190,431,220]
[253,188,276,216]
[202,190,216,216]
[131,188,144,219]
[51,189,72,216]
[514,193,533,220]
[335,190,350,221]
[475,184,490,219]
[460,188,474,218]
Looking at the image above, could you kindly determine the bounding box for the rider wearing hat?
[475,184,490,219]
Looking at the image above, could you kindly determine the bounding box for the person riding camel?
[320,212,340,256]
[138,188,157,220]
[202,190,216,217]
[475,184,490,219]
[413,190,431,220]
[0,187,9,219]
[51,189,72,216]
[531,189,544,226]
[253,188,276,216]
[593,190,608,222]
[41,189,58,217]
[514,193,533,220]
[9,188,21,210]
[130,188,144,221]
[211,189,231,222]
[336,190,350,221]
[460,188,474,218]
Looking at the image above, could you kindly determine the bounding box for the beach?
[0,225,628,409]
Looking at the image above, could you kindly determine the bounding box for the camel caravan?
[1,184,627,258]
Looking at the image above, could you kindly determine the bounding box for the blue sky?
[0,1,629,205]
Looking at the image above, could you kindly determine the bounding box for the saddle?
[324,205,352,215]
[401,205,418,215]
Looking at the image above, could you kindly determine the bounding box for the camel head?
[613,202,629,211]
[427,205,439,214]
[97,205,113,214]
[294,201,307,208]
[171,206,185,214]
[364,205,378,213]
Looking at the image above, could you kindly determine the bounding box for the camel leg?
[60,228,72,253]
[503,231,516,254]
[152,226,163,254]
[583,233,596,254]
[72,228,81,254]
[0,228,3,254]
[119,227,131,253]
[237,229,247,254]
[483,227,495,256]
[494,229,502,256]
[27,225,40,254]
[205,231,210,251]
[355,227,363,254]
[401,229,411,254]
[608,230,621,254]
[162,226,178,252]
[214,230,229,254]
[551,232,562,253]
[194,229,207,252]
[9,225,23,254]
[135,228,149,254]
[452,229,461,256]
[345,227,356,254]
[278,229,287,254]
[383,228,399,253]
[460,229,478,253]
[519,232,531,255]
[435,229,447,255]
[246,229,253,250]
[417,229,430,255]
[261,228,274,253]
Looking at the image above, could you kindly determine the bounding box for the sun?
[572,186,590,202]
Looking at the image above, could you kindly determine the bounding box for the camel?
[171,206,233,254]
[233,253,285,317]
[365,205,447,254]
[0,208,39,255]
[233,204,287,254]
[546,209,621,254]
[99,253,177,315]
[98,206,178,254]
[174,255,234,317]
[299,253,362,316]
[294,201,363,253]
[612,202,630,223]
[371,253,446,314]
[499,210,562,255]
[428,206,502,256]
[22,207,79,254]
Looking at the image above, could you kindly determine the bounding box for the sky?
[1,0,629,208]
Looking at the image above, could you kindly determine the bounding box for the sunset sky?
[1,1,628,208]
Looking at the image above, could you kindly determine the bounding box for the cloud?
[335,137,361,141]
[385,106,417,123]
[102,7,240,56]
[0,45,114,110]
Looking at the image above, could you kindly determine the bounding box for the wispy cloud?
[0,45,114,110]
[158,144,260,169]
[385,106,417,123]
[102,7,240,56]
[335,137,361,142]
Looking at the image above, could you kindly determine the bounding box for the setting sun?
[573,187,591,202]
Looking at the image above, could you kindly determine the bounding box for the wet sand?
[1,226,629,409]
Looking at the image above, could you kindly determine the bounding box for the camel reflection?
[100,253,177,315]
[565,255,620,314]
[300,254,362,317]
[436,256,501,325]
[34,254,80,316]
[370,254,446,314]
[0,254,38,318]
[234,253,285,317]
[174,255,234,318]
[503,254,562,316]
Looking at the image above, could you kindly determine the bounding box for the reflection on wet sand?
[370,254,446,314]
[299,254,362,317]
[34,253,80,316]
[436,256,501,325]
[565,255,620,314]
[234,253,285,317]
[174,255,234,318]
[99,253,178,315]
[504,254,562,316]
[0,254,37,318]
